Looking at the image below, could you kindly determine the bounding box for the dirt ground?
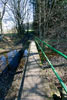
[40,51,67,99]
[0,34,22,54]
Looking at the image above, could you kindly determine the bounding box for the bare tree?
[8,0,30,37]
[0,0,8,34]
[31,0,57,39]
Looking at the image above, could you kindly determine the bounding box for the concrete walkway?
[21,41,45,100]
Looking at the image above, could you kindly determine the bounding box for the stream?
[0,49,23,74]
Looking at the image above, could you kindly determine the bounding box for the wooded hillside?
[32,0,67,41]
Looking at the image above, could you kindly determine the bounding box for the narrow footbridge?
[0,36,67,100]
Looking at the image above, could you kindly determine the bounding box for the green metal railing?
[35,38,67,93]
[35,37,67,59]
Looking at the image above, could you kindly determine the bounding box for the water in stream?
[0,50,18,74]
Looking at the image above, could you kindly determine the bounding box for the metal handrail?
[35,40,67,93]
[35,37,67,59]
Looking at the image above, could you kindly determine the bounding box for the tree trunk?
[1,20,3,34]
[39,1,42,39]
[0,12,2,34]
